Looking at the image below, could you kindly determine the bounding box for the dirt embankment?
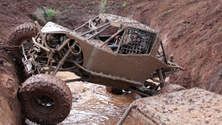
[0,50,21,124]
[0,0,222,95]
[130,0,222,94]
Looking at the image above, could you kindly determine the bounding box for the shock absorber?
[22,58,33,76]
[21,43,33,76]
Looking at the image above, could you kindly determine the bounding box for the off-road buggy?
[7,13,183,124]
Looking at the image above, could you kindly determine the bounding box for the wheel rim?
[20,38,33,52]
[32,94,55,114]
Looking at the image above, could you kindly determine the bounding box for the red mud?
[0,50,21,125]
[1,0,221,94]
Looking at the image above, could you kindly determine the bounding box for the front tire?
[7,23,35,64]
[19,74,72,125]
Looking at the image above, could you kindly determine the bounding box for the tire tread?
[19,74,72,125]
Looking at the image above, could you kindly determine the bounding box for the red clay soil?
[0,50,22,125]
[0,0,222,94]
[131,0,222,94]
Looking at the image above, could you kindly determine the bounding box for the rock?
[158,84,186,95]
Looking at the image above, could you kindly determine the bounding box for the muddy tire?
[106,87,123,95]
[7,23,35,64]
[19,74,72,125]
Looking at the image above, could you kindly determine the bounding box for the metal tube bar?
[82,23,110,36]
[115,29,127,53]
[52,42,76,76]
[157,68,165,89]
[100,28,124,48]
[52,51,70,76]
[64,78,82,83]
[95,22,110,30]
[32,37,50,52]
[81,29,94,36]
[87,25,111,40]
[34,21,49,48]
[92,16,99,21]
[160,41,167,64]
[158,69,164,81]
[21,43,27,61]
[74,22,89,31]
[117,105,137,125]
[57,39,70,51]
[128,88,151,97]
[74,16,98,31]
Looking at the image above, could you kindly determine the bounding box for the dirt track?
[0,0,221,94]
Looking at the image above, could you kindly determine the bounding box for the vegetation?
[43,7,56,21]
[101,0,107,5]
[100,0,126,12]
[36,15,39,19]
[100,0,108,13]
[122,1,127,8]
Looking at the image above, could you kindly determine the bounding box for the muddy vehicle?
[7,13,183,124]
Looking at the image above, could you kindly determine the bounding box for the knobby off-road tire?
[19,74,72,125]
[7,23,35,64]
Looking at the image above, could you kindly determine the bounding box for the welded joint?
[32,37,50,52]
[34,21,49,48]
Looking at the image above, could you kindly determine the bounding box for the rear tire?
[19,74,72,125]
